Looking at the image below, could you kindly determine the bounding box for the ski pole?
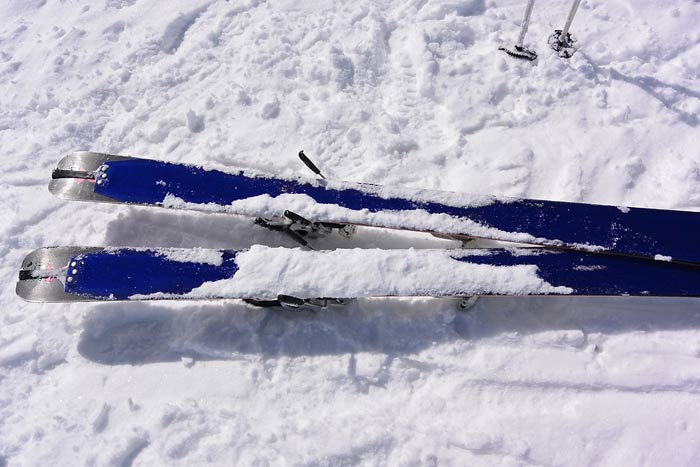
[559,0,581,47]
[516,0,536,49]
[548,0,581,57]
[499,0,538,61]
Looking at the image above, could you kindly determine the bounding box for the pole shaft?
[559,0,582,45]
[516,0,537,47]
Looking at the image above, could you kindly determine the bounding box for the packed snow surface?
[2,0,700,465]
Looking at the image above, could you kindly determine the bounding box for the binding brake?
[430,232,475,248]
[256,210,356,247]
[255,150,356,247]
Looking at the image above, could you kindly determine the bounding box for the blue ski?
[16,246,700,302]
[49,152,700,265]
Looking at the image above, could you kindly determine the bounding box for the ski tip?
[48,177,90,201]
[15,279,94,303]
[20,247,49,270]
[15,278,65,303]
[55,151,135,170]
[52,151,136,180]
[16,248,60,301]
[54,152,118,173]
[49,152,133,202]
[16,247,102,303]
[20,246,101,267]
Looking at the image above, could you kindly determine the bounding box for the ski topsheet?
[49,152,700,265]
[16,246,700,302]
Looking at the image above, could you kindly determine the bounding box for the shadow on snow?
[78,199,700,365]
[77,295,700,365]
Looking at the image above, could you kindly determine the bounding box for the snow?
[153,246,572,299]
[156,247,224,266]
[2,0,700,465]
[655,254,673,262]
[165,191,575,249]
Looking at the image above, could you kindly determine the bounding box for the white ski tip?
[49,152,134,202]
[16,247,103,302]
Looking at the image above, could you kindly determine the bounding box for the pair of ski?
[16,151,700,308]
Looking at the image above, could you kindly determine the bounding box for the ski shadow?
[77,295,700,365]
[86,206,700,366]
[102,206,459,250]
[103,207,295,250]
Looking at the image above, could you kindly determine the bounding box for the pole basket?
[499,45,538,61]
[548,29,578,58]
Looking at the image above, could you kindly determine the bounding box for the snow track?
[2,0,700,465]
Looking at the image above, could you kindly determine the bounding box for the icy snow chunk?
[106,0,137,8]
[529,330,587,349]
[181,356,195,368]
[330,46,355,90]
[128,398,141,412]
[417,0,485,20]
[345,128,362,143]
[100,429,150,466]
[424,16,475,48]
[119,96,137,111]
[236,89,252,106]
[160,4,210,54]
[573,265,606,271]
[0,334,38,368]
[36,348,66,372]
[159,248,223,266]
[92,403,111,433]
[260,98,280,120]
[654,254,672,262]
[102,247,224,266]
[185,110,204,133]
[102,21,125,42]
